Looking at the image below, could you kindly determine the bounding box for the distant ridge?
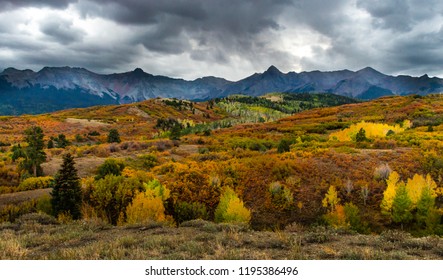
[1,65,443,115]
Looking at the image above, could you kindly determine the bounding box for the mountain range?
[1,65,443,115]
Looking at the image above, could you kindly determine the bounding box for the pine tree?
[169,123,182,140]
[47,139,54,149]
[416,184,435,228]
[107,128,121,143]
[355,128,367,142]
[51,153,82,219]
[55,134,69,148]
[392,183,413,228]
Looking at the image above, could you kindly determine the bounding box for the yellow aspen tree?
[406,174,437,207]
[215,187,251,224]
[322,185,340,213]
[380,171,400,215]
[425,174,438,198]
[406,174,426,206]
[125,190,166,224]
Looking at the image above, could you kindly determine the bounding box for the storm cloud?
[0,0,443,80]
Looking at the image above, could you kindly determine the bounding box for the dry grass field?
[1,214,443,260]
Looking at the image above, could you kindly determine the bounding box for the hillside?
[2,94,443,259]
[2,65,443,115]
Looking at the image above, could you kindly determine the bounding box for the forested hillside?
[2,94,443,259]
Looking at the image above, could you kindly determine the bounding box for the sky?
[0,0,443,81]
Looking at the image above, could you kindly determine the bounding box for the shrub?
[36,194,53,215]
[374,163,392,180]
[88,175,145,225]
[17,212,57,225]
[125,190,166,224]
[17,176,54,191]
[214,187,251,224]
[269,181,293,210]
[174,201,209,224]
[139,154,158,170]
[0,200,37,223]
[144,179,170,201]
[95,159,125,180]
[323,204,347,228]
[277,139,291,153]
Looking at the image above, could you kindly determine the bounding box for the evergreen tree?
[355,128,367,142]
[107,128,121,143]
[51,153,82,219]
[55,134,69,148]
[416,185,435,228]
[169,123,182,140]
[11,126,47,177]
[47,139,54,149]
[392,183,413,228]
[25,126,47,176]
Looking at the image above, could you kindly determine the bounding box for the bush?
[17,212,58,225]
[36,194,53,215]
[174,201,209,224]
[17,176,54,191]
[139,154,158,170]
[0,200,37,223]
[269,181,294,210]
[125,190,166,224]
[214,187,251,224]
[95,159,125,180]
[87,175,145,225]
[374,163,392,180]
[277,139,291,153]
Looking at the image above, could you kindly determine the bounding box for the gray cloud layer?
[0,0,442,80]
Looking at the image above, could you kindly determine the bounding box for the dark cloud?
[77,0,207,26]
[0,0,75,10]
[357,0,412,32]
[19,43,142,74]
[384,27,443,75]
[1,0,443,80]
[77,0,291,61]
[40,17,85,45]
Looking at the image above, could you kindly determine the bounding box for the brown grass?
[0,189,51,207]
[1,215,442,260]
[42,156,106,177]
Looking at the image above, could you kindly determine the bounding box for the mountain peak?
[264,65,282,75]
[133,68,145,74]
[1,67,20,75]
[357,67,381,74]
